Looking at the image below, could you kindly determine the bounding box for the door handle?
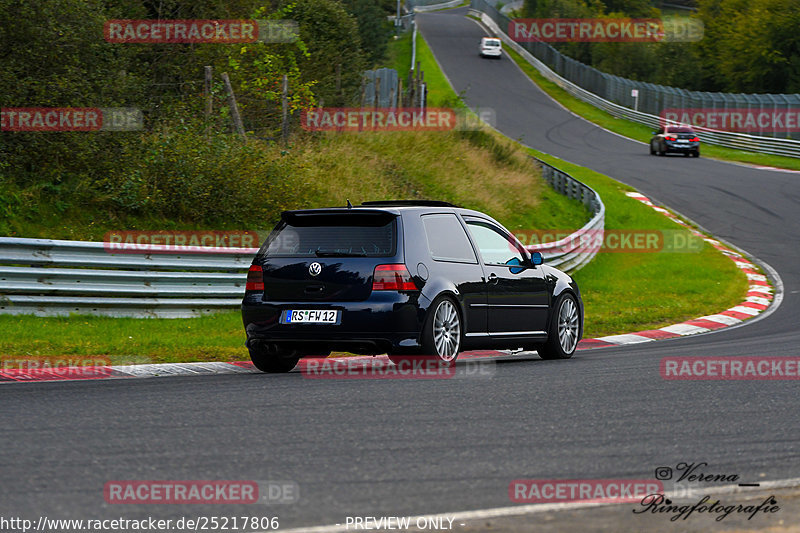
[488,273,498,284]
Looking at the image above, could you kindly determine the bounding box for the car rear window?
[260,212,396,257]
[483,40,501,47]
[667,127,695,133]
[422,214,477,263]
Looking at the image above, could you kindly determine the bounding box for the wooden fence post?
[281,74,289,145]
[221,72,245,139]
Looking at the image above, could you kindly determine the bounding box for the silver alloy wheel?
[557,297,579,354]
[432,300,460,361]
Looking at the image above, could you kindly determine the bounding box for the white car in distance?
[479,37,502,59]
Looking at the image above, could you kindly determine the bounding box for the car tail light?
[372,264,418,291]
[665,135,677,141]
[690,136,700,142]
[246,264,264,291]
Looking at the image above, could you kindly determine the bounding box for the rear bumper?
[665,142,699,152]
[480,49,502,57]
[241,292,426,354]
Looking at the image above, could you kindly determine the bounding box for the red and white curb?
[750,166,800,174]
[729,161,800,174]
[0,361,258,383]
[0,192,777,383]
[0,353,509,383]
[576,192,775,350]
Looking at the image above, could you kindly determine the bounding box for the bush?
[100,123,305,227]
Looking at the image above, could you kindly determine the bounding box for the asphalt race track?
[2,7,800,532]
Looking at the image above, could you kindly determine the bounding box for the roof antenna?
[346,199,353,209]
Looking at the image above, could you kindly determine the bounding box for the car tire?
[692,150,700,157]
[537,292,581,360]
[389,297,463,368]
[649,142,656,155]
[249,345,300,373]
[657,144,665,156]
[423,296,462,363]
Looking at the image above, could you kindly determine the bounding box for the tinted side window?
[465,221,524,265]
[422,214,477,263]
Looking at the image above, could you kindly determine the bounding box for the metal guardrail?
[472,0,800,157]
[527,158,605,273]
[0,161,603,317]
[411,0,465,12]
[499,0,523,15]
[0,238,256,318]
[411,19,417,69]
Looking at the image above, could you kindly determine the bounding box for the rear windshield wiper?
[314,249,367,257]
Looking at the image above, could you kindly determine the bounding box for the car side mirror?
[506,256,525,274]
[530,251,543,266]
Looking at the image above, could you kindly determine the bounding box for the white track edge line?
[271,477,800,533]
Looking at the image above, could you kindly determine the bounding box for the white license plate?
[283,309,339,324]
[677,139,689,143]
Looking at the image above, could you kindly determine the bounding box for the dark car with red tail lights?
[650,125,701,157]
[242,201,583,372]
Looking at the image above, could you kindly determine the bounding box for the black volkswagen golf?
[242,201,583,372]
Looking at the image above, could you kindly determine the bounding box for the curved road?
[1,8,799,532]
[417,8,799,355]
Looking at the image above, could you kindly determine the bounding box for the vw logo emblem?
[308,262,322,276]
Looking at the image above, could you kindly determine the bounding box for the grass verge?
[385,31,413,76]
[0,314,244,366]
[414,31,463,107]
[531,150,748,337]
[503,46,800,171]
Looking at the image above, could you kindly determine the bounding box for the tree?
[340,0,392,66]
[0,0,145,188]
[522,0,596,18]
[695,0,800,93]
[281,0,367,106]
